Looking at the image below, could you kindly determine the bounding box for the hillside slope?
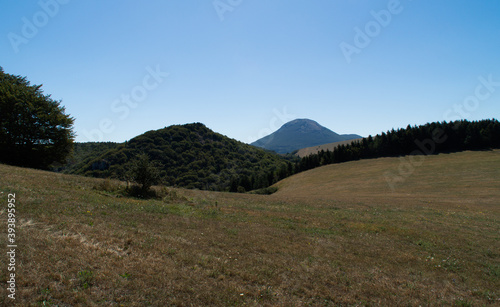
[69,123,291,191]
[274,150,500,206]
[251,119,361,154]
[1,150,499,305]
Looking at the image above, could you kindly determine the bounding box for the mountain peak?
[282,119,324,131]
[251,118,361,154]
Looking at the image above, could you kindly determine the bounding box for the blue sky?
[2,0,500,143]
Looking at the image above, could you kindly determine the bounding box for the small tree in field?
[128,154,162,196]
[0,67,75,169]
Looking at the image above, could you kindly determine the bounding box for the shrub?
[127,154,162,197]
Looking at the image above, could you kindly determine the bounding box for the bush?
[237,186,246,193]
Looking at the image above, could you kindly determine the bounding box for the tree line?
[292,119,500,174]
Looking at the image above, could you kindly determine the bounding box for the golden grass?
[0,150,499,305]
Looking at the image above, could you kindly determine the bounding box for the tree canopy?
[0,67,75,169]
[66,123,294,192]
[127,153,162,195]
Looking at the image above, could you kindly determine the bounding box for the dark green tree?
[128,153,162,195]
[0,67,75,169]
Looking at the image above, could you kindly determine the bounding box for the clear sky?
[2,0,500,143]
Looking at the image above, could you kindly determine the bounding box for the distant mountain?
[66,123,292,192]
[251,119,362,154]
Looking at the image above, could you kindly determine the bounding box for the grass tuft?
[77,270,94,289]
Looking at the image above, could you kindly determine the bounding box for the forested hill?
[67,123,293,192]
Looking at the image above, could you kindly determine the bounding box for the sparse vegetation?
[77,270,94,289]
[0,150,498,305]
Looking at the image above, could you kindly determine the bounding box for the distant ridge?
[251,119,362,154]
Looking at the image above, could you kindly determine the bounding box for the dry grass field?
[0,150,499,306]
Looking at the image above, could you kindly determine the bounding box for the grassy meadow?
[0,150,499,306]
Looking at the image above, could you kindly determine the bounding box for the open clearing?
[0,150,499,306]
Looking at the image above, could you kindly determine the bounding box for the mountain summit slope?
[251,119,361,154]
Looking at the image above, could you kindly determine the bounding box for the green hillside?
[1,150,498,305]
[68,123,293,192]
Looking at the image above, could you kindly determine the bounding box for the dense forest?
[67,123,293,192]
[294,119,500,173]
